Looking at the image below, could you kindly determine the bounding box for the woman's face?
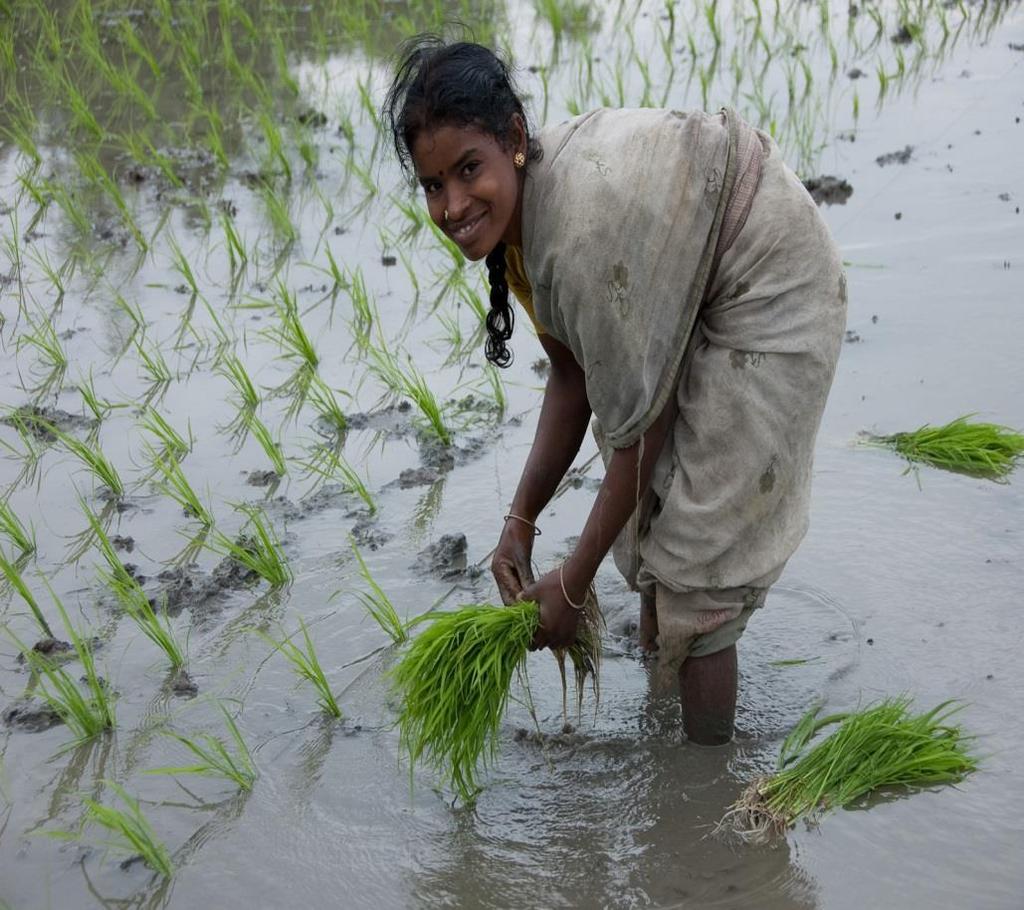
[411,121,524,260]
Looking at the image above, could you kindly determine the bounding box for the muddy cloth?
[521,107,846,602]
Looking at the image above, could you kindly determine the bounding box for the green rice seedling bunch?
[260,619,342,717]
[207,504,291,587]
[718,698,977,842]
[867,415,1024,481]
[391,596,603,804]
[16,591,115,743]
[147,703,257,791]
[53,781,173,877]
[351,539,405,645]
[0,499,35,556]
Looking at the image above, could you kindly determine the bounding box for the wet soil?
[802,175,854,206]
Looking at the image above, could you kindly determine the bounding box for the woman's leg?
[639,590,659,653]
[679,645,737,745]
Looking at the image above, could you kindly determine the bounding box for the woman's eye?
[461,161,479,178]
[423,182,440,196]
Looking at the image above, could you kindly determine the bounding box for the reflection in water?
[408,732,816,908]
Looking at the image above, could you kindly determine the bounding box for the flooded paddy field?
[1,0,1022,907]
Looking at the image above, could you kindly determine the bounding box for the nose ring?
[444,209,449,223]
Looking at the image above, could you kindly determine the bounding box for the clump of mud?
[876,145,914,166]
[3,697,63,733]
[245,469,280,487]
[0,405,95,440]
[802,175,854,206]
[414,533,469,580]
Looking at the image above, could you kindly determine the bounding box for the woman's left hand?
[519,569,583,651]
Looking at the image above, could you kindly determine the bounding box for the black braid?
[484,242,514,368]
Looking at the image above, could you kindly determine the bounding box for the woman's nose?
[445,188,470,222]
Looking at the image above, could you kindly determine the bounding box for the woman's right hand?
[491,517,537,605]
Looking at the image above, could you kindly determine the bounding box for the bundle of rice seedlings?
[718,698,977,843]
[391,594,602,805]
[866,415,1024,481]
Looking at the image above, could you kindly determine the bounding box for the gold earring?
[513,152,526,168]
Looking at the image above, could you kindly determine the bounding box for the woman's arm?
[491,333,592,604]
[521,397,675,649]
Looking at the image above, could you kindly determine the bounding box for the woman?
[384,39,846,745]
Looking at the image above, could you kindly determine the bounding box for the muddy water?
[2,1,1023,907]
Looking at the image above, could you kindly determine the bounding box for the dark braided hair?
[383,36,541,368]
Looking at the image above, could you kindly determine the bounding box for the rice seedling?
[299,444,375,513]
[75,151,148,252]
[135,335,174,387]
[47,423,124,499]
[366,344,451,446]
[346,267,377,352]
[147,703,257,791]
[207,504,291,588]
[77,370,123,424]
[350,539,405,645]
[263,282,319,371]
[0,549,52,636]
[150,452,212,528]
[15,590,115,744]
[259,619,342,718]
[244,412,286,476]
[259,182,297,244]
[390,597,602,804]
[221,211,248,275]
[217,355,260,412]
[15,309,68,376]
[54,781,172,877]
[308,375,348,436]
[0,500,35,557]
[167,234,203,301]
[140,407,192,462]
[865,415,1024,481]
[717,698,977,842]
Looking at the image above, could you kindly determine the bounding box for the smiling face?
[411,120,525,260]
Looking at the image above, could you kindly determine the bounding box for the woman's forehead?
[412,125,499,174]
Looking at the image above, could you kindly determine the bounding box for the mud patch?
[351,516,392,551]
[165,666,198,697]
[346,402,415,437]
[393,466,442,488]
[0,405,96,441]
[802,175,854,206]
[876,145,914,166]
[3,697,63,732]
[413,533,468,580]
[246,469,281,487]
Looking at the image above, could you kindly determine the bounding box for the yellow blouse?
[504,245,546,335]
